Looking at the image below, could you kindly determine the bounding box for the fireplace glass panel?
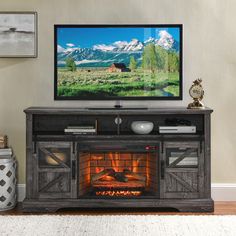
[78,147,159,198]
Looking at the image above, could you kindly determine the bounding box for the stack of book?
[64,125,97,135]
[0,147,13,159]
[0,135,8,149]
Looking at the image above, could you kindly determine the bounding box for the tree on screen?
[142,43,158,73]
[66,57,76,72]
[129,56,137,71]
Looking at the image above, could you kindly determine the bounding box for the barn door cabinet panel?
[35,142,75,199]
[161,141,204,199]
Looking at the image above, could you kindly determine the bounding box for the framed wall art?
[0,12,37,58]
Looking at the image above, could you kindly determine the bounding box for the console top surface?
[24,106,213,115]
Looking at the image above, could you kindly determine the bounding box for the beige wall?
[0,0,235,184]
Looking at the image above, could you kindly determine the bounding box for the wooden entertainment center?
[23,107,213,212]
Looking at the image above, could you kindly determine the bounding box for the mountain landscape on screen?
[56,27,181,98]
[57,31,179,67]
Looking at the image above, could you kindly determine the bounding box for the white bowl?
[131,121,154,134]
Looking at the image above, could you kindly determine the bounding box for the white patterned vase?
[0,156,17,211]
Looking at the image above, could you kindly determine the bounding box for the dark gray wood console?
[23,107,213,212]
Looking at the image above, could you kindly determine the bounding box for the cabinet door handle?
[33,141,37,154]
[72,160,76,180]
[161,160,165,179]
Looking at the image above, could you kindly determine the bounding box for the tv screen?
[54,24,182,100]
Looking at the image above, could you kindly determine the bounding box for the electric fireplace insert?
[77,141,159,198]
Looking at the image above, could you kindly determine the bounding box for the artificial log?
[92,168,147,183]
[91,169,114,183]
[92,169,128,183]
[123,169,146,182]
[112,171,128,182]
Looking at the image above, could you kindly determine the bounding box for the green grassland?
[57,68,180,97]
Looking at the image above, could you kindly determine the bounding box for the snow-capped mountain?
[144,37,156,44]
[143,31,179,51]
[90,30,178,53]
[57,30,179,67]
[57,45,65,53]
[57,47,142,67]
[123,39,143,51]
[93,38,144,52]
[157,30,175,50]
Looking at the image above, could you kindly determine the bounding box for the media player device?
[159,126,196,134]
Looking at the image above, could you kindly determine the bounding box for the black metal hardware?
[116,115,121,135]
[33,140,36,154]
[161,160,165,179]
[161,141,164,154]
[72,160,76,180]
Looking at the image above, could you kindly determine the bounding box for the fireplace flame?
[110,152,119,172]
[93,152,143,174]
[132,159,140,173]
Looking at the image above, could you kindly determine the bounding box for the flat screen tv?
[54,24,182,100]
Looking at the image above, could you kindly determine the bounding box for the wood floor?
[0,202,236,215]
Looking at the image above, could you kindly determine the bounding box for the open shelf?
[32,112,205,139]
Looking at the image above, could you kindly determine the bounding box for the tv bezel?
[54,24,183,101]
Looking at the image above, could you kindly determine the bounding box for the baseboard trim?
[17,184,26,202]
[211,183,236,201]
[17,183,236,202]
